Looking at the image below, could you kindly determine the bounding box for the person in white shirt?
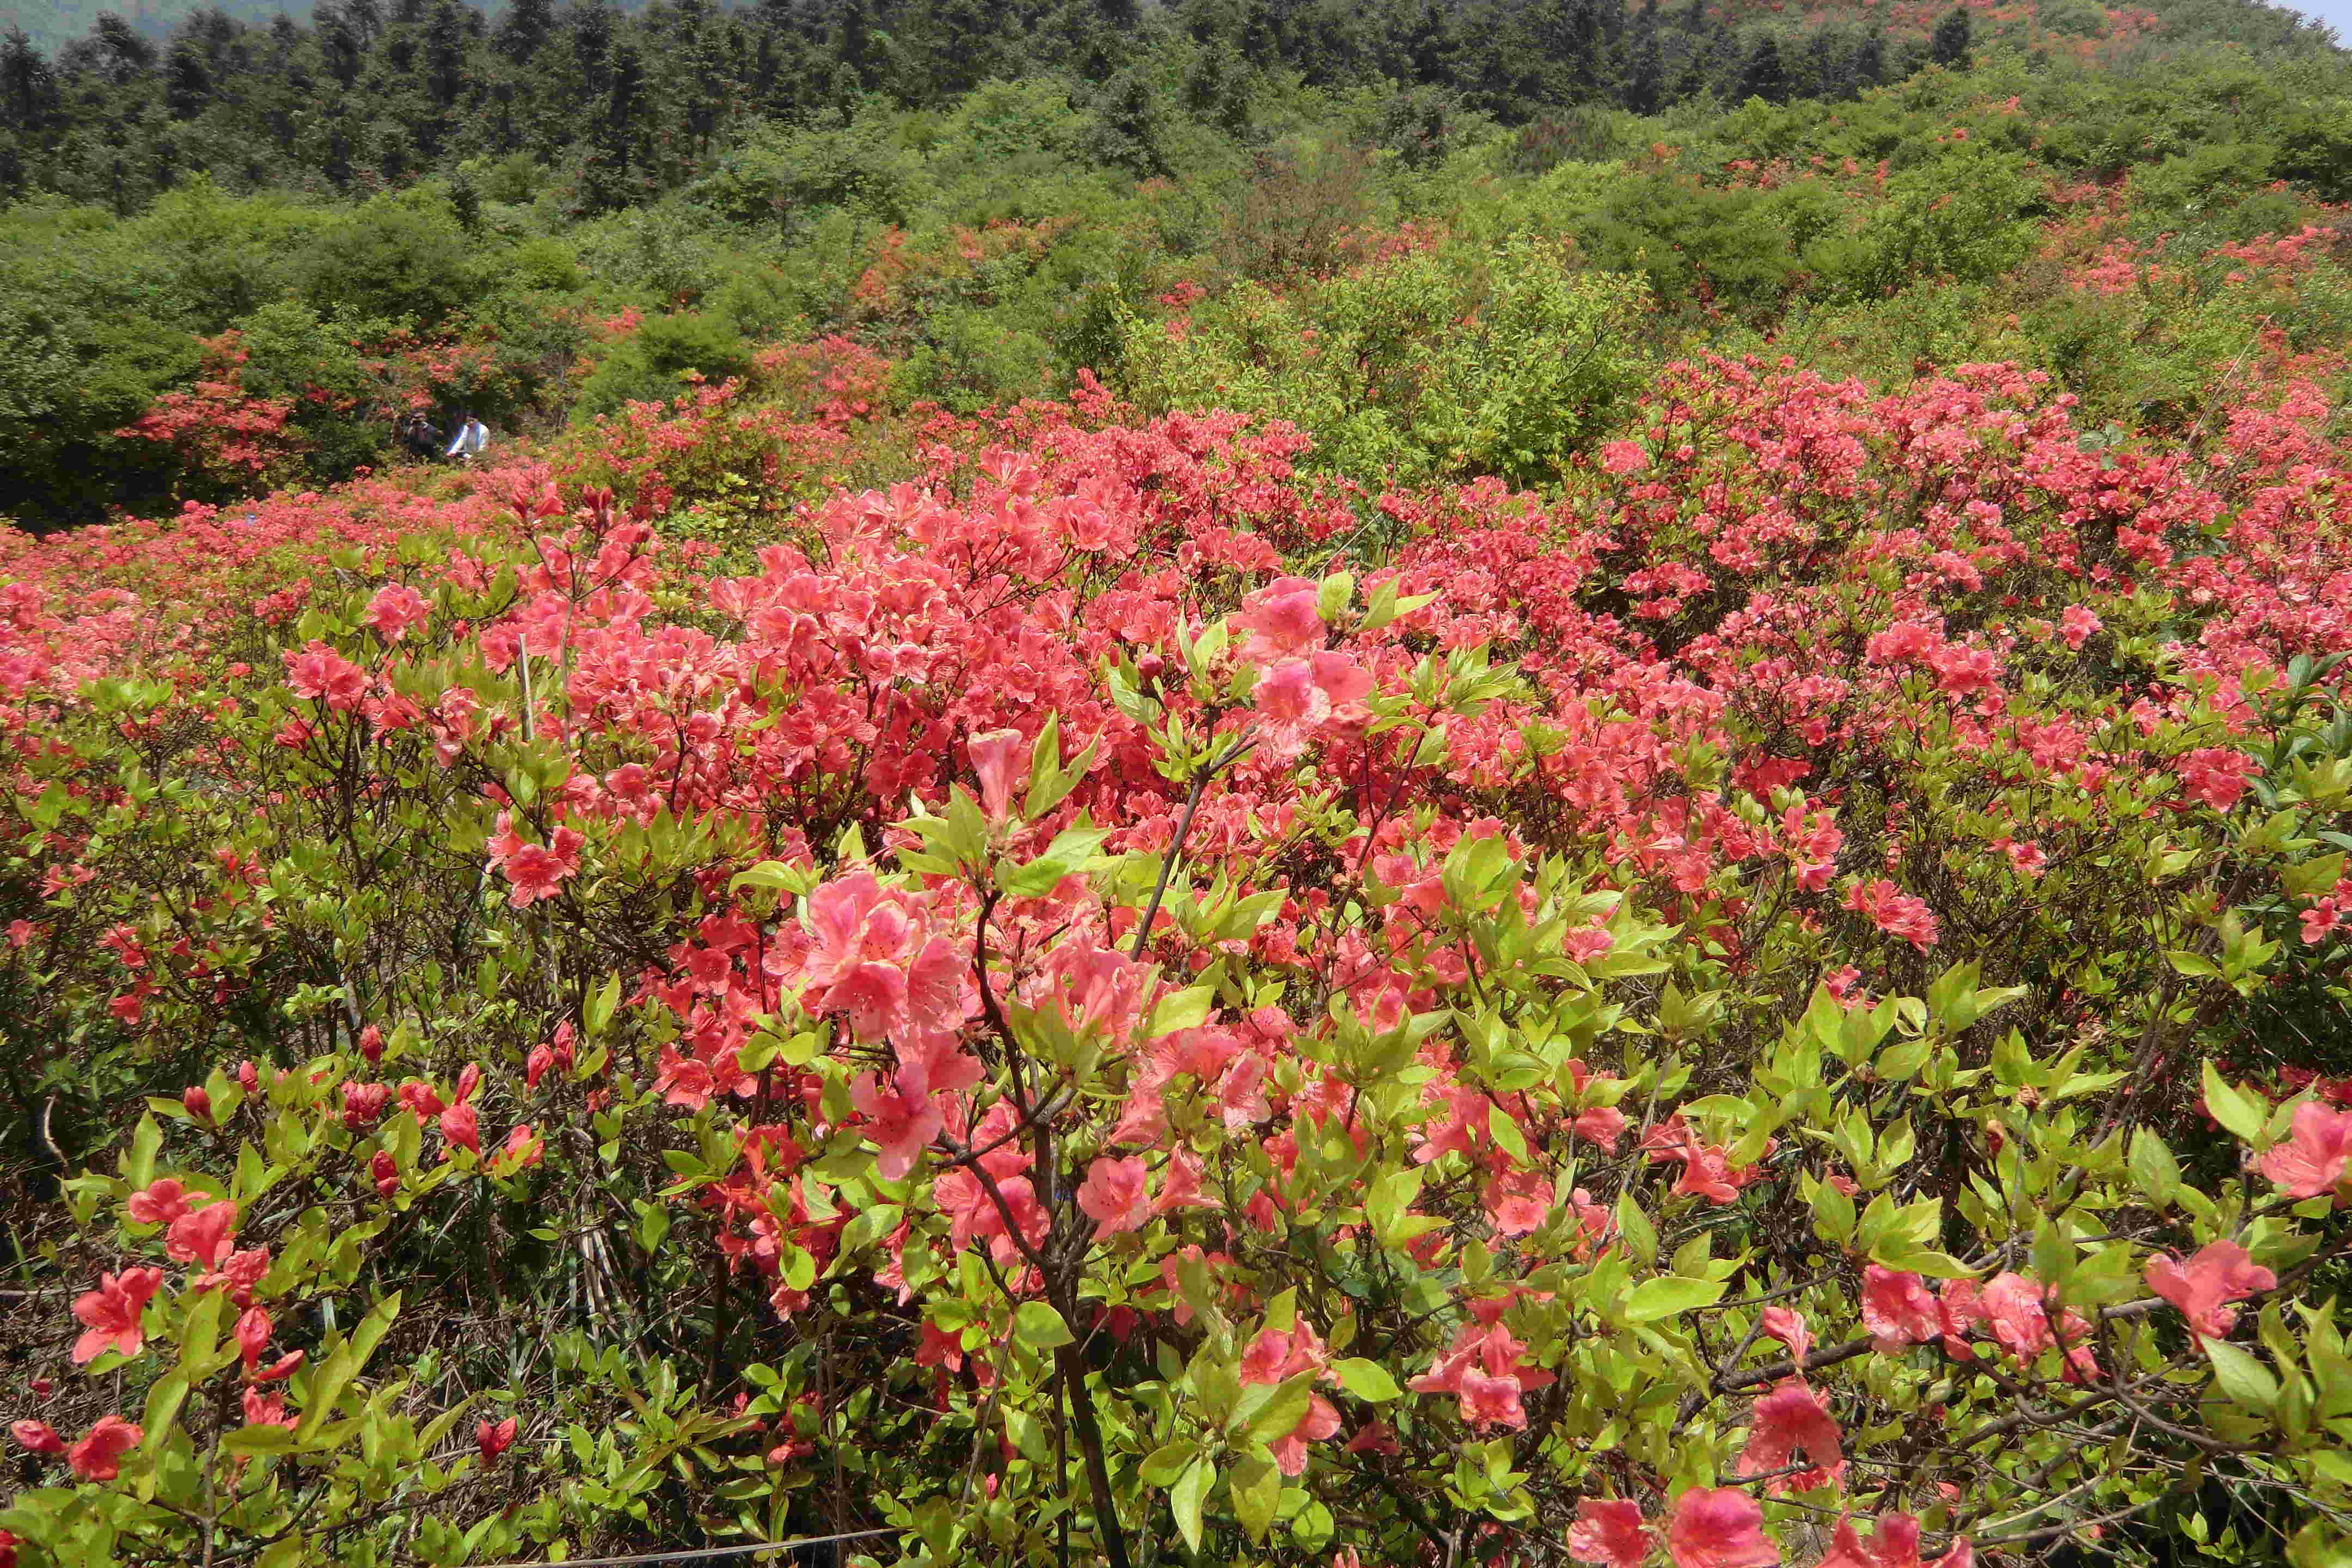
[446,413,489,463]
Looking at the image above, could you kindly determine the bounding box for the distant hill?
[2,0,290,52]
[5,0,2342,57]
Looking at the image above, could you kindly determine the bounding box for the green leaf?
[1000,824,1112,897]
[122,1113,163,1190]
[1486,1102,1529,1164]
[2203,1337,2280,1413]
[1140,1441,1198,1486]
[221,1424,303,1456]
[1609,1191,1656,1269]
[1230,1451,1281,1542]
[178,1286,227,1373]
[2201,1062,2268,1143]
[141,1372,190,1454]
[1242,1373,1315,1445]
[584,973,621,1039]
[1316,572,1356,623]
[1332,1358,1403,1401]
[1172,1459,1210,1553]
[1146,985,1215,1039]
[2128,1128,2181,1209]
[728,860,808,896]
[1014,1302,1075,1351]
[1875,1247,1976,1279]
[350,1293,400,1371]
[1624,1275,1726,1322]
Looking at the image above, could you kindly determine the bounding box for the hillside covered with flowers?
[5,3,2352,1567]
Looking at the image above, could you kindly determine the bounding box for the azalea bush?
[3,344,2352,1568]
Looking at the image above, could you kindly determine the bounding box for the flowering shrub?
[110,333,315,502]
[3,345,2352,1568]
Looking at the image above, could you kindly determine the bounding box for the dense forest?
[8,1,2352,1566]
[1,0,2347,528]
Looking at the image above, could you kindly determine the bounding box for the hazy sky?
[2269,0,2351,41]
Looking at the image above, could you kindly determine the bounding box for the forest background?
[0,0,2347,530]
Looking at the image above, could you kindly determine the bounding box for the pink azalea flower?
[2256,1101,2352,1199]
[282,641,367,710]
[499,826,585,907]
[1483,1167,1554,1235]
[67,1415,142,1482]
[1076,1155,1153,1236]
[1408,1319,1555,1430]
[1759,1306,1812,1365]
[849,1071,943,1182]
[476,1416,517,1465]
[1255,657,1331,730]
[1268,1392,1341,1476]
[241,1386,295,1429]
[1153,1147,1220,1213]
[1860,1265,1941,1353]
[1600,440,1651,475]
[11,1420,63,1455]
[341,1081,391,1130]
[1843,877,1940,951]
[966,728,1030,822]
[123,1178,193,1228]
[363,583,431,643]
[438,1101,481,1156]
[1936,1278,1986,1356]
[493,1123,544,1173]
[1980,1272,2057,1359]
[2302,897,2342,945]
[1234,577,1325,659]
[1568,1497,1651,1568]
[2145,1240,2275,1338]
[165,1202,238,1267]
[1738,1379,1845,1490]
[1820,1512,1939,1568]
[1667,1486,1778,1568]
[1573,1104,1628,1152]
[235,1306,273,1371]
[1241,1320,1330,1385]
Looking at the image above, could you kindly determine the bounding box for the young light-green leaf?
[1014,1301,1075,1350]
[1332,1357,1402,1401]
[2201,1062,2267,1143]
[1624,1275,1726,1322]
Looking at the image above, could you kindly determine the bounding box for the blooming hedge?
[2,353,2351,1568]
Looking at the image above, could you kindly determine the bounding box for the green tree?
[1931,4,1971,67]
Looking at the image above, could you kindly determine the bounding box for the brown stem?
[1714,1334,1875,1392]
[1056,1342,1134,1568]
[1130,732,1252,961]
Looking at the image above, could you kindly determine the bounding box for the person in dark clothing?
[397,412,444,462]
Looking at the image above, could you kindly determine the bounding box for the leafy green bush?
[1804,146,2040,301]
[1564,169,1809,323]
[295,191,488,332]
[688,112,928,232]
[573,310,756,417]
[1122,235,1649,486]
